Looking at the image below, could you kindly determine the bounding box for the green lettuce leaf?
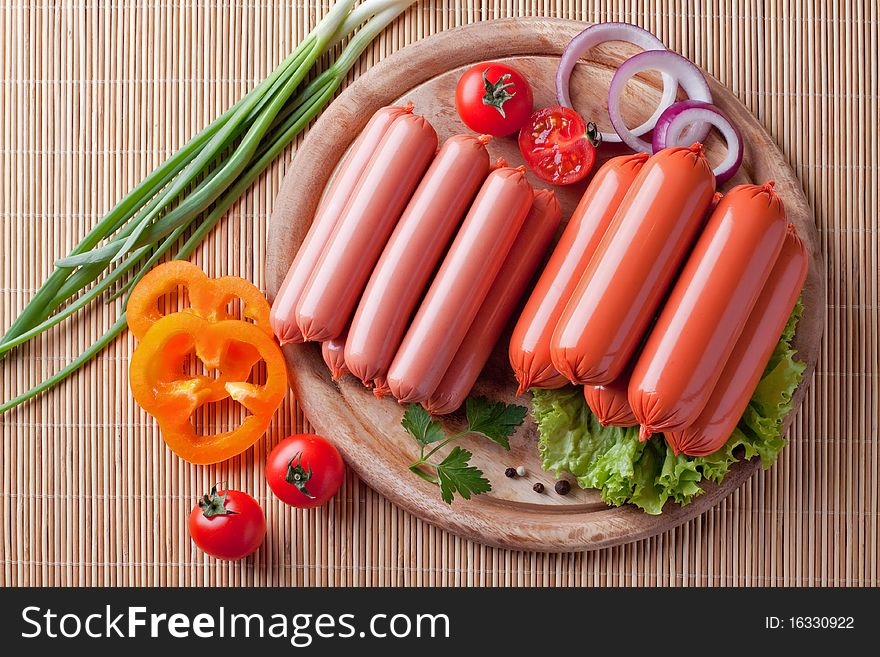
[534,299,806,515]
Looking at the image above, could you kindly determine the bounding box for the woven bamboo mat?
[0,0,876,587]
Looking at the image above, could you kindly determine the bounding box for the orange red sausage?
[509,153,648,394]
[551,144,716,386]
[665,226,807,456]
[584,368,638,427]
[629,183,788,440]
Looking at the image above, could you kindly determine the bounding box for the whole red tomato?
[188,486,266,560]
[267,434,345,508]
[455,63,533,136]
[518,105,600,185]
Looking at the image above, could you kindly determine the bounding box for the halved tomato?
[518,106,600,185]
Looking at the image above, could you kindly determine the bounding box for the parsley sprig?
[402,397,527,504]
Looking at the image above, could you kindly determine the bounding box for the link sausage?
[344,134,491,385]
[550,144,716,386]
[270,103,413,344]
[424,189,562,415]
[372,376,390,399]
[665,226,808,456]
[386,167,534,403]
[321,328,349,381]
[295,112,438,341]
[584,368,637,427]
[629,182,789,440]
[509,153,648,394]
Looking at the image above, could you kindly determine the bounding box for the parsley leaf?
[403,397,527,504]
[435,447,491,504]
[465,396,528,449]
[401,404,445,447]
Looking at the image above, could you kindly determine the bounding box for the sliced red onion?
[657,102,743,183]
[556,22,677,144]
[651,99,716,152]
[608,50,712,153]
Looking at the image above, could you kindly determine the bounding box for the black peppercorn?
[533,482,545,493]
[554,479,571,495]
[504,467,517,478]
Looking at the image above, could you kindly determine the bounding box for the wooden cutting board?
[265,18,824,552]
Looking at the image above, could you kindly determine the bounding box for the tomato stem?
[586,121,602,148]
[481,68,517,118]
[285,451,316,498]
[198,485,239,518]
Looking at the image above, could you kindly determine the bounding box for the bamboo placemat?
[0,1,876,587]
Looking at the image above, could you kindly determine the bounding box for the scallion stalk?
[1,1,354,341]
[0,0,417,414]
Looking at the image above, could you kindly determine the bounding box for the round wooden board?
[266,18,824,552]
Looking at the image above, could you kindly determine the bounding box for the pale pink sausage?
[509,153,648,394]
[321,328,349,381]
[629,183,789,440]
[424,189,562,415]
[269,104,413,344]
[550,144,716,386]
[386,167,534,403]
[295,112,438,342]
[372,376,390,399]
[344,134,491,385]
[665,227,808,456]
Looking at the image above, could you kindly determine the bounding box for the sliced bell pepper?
[126,260,271,339]
[129,312,287,464]
[127,260,272,388]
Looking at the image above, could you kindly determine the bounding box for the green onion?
[0,0,417,414]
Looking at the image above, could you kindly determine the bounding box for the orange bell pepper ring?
[127,260,271,340]
[129,313,286,465]
[127,260,272,389]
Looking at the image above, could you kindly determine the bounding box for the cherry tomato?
[518,106,599,185]
[455,63,533,136]
[188,486,265,561]
[266,434,345,508]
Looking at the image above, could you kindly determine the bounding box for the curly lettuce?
[534,300,806,515]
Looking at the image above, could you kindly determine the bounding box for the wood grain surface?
[0,1,876,584]
[266,18,824,551]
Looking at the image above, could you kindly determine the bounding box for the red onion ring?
[656,101,743,183]
[608,50,712,153]
[651,98,715,152]
[556,22,678,144]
